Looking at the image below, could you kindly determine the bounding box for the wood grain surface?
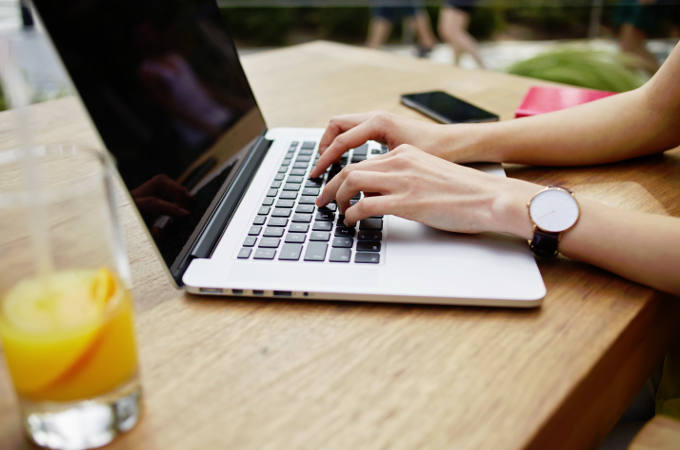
[1,41,679,450]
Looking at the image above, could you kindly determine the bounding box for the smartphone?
[400,90,499,124]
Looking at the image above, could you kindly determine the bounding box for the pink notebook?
[515,86,617,118]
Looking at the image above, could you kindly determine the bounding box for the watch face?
[529,188,580,233]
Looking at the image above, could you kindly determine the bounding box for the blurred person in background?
[367,1,437,58]
[438,0,485,68]
[616,0,663,72]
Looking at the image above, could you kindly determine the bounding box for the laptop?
[31,0,546,306]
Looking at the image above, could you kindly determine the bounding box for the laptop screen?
[32,0,267,270]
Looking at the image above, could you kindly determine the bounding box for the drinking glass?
[0,144,142,449]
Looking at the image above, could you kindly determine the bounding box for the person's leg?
[437,5,485,68]
[366,16,393,49]
[619,23,660,73]
[413,10,437,51]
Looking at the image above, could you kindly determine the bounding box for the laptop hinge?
[171,132,273,285]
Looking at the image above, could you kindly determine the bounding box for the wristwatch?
[527,186,580,258]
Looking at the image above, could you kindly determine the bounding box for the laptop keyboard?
[237,140,388,264]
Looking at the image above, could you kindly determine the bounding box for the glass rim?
[0,143,113,208]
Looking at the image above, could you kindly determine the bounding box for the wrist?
[490,179,540,239]
[440,122,505,163]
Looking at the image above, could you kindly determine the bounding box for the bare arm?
[448,43,680,165]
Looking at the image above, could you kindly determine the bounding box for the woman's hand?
[316,145,539,238]
[310,111,461,178]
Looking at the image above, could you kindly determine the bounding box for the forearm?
[445,85,679,166]
[495,184,680,296]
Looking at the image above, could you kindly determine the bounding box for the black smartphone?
[400,90,499,124]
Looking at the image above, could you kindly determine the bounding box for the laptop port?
[252,290,264,296]
[199,287,222,294]
[231,289,243,295]
[273,290,292,297]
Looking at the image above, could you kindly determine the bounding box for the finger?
[335,171,396,214]
[343,195,397,226]
[316,158,392,207]
[311,117,385,178]
[318,112,373,154]
[135,197,190,218]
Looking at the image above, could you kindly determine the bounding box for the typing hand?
[316,145,538,237]
[310,111,449,178]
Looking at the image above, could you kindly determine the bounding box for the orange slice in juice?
[0,269,120,397]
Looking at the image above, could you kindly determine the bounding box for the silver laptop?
[32,0,545,306]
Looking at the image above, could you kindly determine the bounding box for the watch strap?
[529,228,559,258]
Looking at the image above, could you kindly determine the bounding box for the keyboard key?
[351,156,367,163]
[296,155,311,162]
[371,148,381,155]
[271,181,282,189]
[312,221,332,231]
[275,173,285,181]
[238,247,252,259]
[303,187,320,196]
[352,144,368,155]
[296,204,315,214]
[268,217,288,227]
[290,140,299,148]
[276,199,295,208]
[359,218,383,230]
[278,166,288,174]
[267,188,278,197]
[355,252,380,264]
[254,248,276,260]
[285,232,306,243]
[293,161,309,169]
[335,226,356,238]
[253,215,267,225]
[261,197,274,206]
[278,243,303,261]
[289,223,309,233]
[292,213,312,223]
[263,227,285,238]
[320,203,337,212]
[248,225,262,236]
[301,141,316,149]
[290,168,307,176]
[305,179,323,188]
[259,237,281,248]
[357,241,381,252]
[283,183,301,191]
[272,208,292,217]
[329,248,351,262]
[332,237,353,248]
[298,195,316,204]
[258,206,271,216]
[310,231,331,241]
[243,236,257,247]
[316,210,335,221]
[298,148,314,155]
[304,242,328,261]
[358,230,382,241]
[280,191,298,200]
[287,176,304,184]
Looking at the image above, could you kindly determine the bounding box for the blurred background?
[1,0,679,111]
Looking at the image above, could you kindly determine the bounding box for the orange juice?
[0,268,138,402]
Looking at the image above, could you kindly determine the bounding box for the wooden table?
[1,41,679,450]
